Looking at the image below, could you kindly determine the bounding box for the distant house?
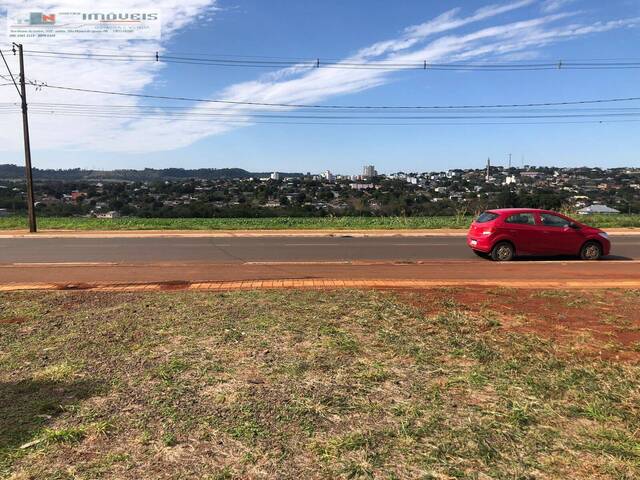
[350,183,373,190]
[96,211,121,219]
[71,190,87,201]
[577,205,620,215]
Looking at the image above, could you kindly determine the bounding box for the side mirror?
[568,222,580,230]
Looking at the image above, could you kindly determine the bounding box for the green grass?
[2,214,640,230]
[1,289,639,479]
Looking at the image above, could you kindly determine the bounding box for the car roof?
[486,208,557,215]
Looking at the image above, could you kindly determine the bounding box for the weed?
[155,358,189,382]
[161,431,178,447]
[42,427,86,444]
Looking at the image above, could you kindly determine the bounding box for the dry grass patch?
[1,289,639,479]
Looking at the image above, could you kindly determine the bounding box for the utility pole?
[16,43,37,232]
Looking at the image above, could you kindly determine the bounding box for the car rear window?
[475,212,499,223]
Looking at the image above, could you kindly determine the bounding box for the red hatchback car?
[467,208,610,261]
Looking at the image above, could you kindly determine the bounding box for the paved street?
[0,235,638,289]
[1,235,638,264]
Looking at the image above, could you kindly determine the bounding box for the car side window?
[540,213,570,227]
[505,213,536,225]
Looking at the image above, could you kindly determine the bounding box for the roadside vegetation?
[1,214,640,230]
[1,288,639,479]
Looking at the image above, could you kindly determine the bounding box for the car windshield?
[476,212,499,223]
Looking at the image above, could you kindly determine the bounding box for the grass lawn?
[1,288,639,479]
[1,214,640,230]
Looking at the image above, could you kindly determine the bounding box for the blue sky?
[1,0,639,174]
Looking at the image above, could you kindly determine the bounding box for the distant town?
[0,162,638,218]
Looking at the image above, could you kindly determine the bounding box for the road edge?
[3,278,640,292]
[1,227,639,238]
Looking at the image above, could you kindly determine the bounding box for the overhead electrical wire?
[5,48,640,71]
[6,104,640,120]
[2,103,640,126]
[2,110,639,127]
[19,81,640,111]
[1,63,638,127]
[3,101,640,116]
[5,44,640,62]
[0,50,21,97]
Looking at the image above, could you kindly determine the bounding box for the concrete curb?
[0,227,639,238]
[0,229,468,238]
[2,278,640,292]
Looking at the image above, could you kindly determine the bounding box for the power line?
[8,49,640,71]
[15,105,640,120]
[3,103,640,124]
[6,44,640,63]
[4,109,639,126]
[5,102,640,116]
[0,49,21,98]
[22,81,640,110]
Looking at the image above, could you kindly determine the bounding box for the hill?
[0,164,302,181]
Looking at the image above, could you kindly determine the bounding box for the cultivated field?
[1,288,639,479]
[1,214,640,231]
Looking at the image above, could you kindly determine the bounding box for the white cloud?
[540,0,577,14]
[0,1,638,154]
[0,0,219,152]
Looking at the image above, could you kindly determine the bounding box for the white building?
[503,175,517,185]
[362,165,377,177]
[577,205,620,215]
[270,172,281,180]
[322,170,335,182]
[96,211,121,219]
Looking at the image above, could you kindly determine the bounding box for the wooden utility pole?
[16,43,37,232]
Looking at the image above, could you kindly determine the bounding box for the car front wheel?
[491,242,514,262]
[580,241,602,260]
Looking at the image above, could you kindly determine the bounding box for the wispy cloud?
[0,1,637,153]
[540,0,577,14]
[358,0,536,58]
[0,0,219,151]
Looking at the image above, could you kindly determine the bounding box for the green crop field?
[1,214,639,231]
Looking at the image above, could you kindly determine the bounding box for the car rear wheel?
[491,242,514,262]
[580,241,602,260]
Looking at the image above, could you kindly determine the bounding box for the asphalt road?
[1,235,638,264]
